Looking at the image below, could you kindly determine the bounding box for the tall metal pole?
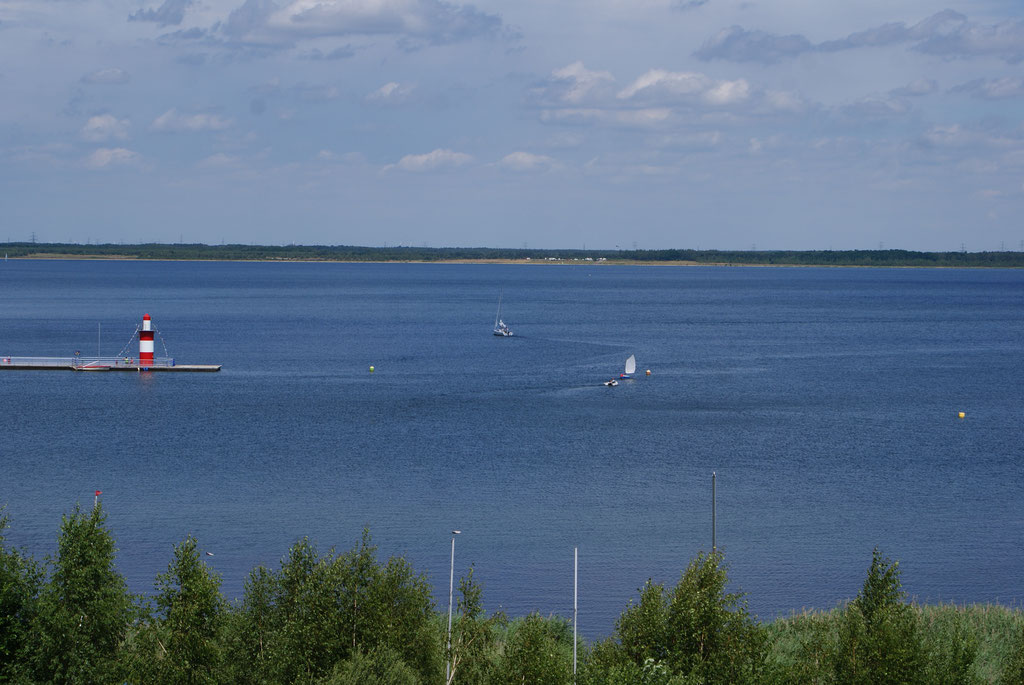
[446,530,460,684]
[712,471,717,554]
[573,546,578,681]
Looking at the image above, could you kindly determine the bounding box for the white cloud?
[497,151,555,172]
[85,147,140,169]
[540,107,671,128]
[697,11,1024,65]
[920,124,1021,150]
[151,109,233,132]
[653,131,721,150]
[129,0,193,27]
[197,153,241,168]
[892,79,938,97]
[952,77,1024,100]
[703,79,749,105]
[923,124,980,147]
[617,70,709,99]
[761,90,805,113]
[296,84,341,102]
[81,114,130,142]
[840,95,909,119]
[617,69,750,107]
[225,0,503,46]
[388,148,472,172]
[80,68,130,85]
[540,61,616,104]
[366,81,415,103]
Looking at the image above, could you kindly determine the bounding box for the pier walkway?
[0,356,220,372]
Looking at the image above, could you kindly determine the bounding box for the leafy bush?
[492,612,574,685]
[595,551,766,684]
[0,508,42,682]
[226,530,440,683]
[28,503,136,683]
[127,535,228,683]
[833,548,924,685]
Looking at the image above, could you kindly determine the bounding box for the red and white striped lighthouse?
[139,314,154,368]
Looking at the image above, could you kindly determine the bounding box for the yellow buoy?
[958,411,965,419]
[369,365,375,373]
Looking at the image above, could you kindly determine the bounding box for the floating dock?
[0,357,220,372]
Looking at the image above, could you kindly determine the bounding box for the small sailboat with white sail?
[620,354,636,379]
[493,291,513,337]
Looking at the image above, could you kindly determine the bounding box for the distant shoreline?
[3,243,1023,268]
[5,255,1016,269]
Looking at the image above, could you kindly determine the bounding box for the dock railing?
[1,356,175,369]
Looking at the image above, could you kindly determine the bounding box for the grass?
[765,603,1024,683]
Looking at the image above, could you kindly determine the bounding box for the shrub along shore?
[3,242,1024,267]
[1,504,1022,684]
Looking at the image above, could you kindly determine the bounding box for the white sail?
[625,354,636,375]
[493,291,513,336]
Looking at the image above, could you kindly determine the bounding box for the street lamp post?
[573,546,578,681]
[446,530,461,683]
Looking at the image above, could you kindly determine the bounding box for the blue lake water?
[1,260,1023,637]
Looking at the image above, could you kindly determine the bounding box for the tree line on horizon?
[2,504,1024,684]
[3,242,1024,267]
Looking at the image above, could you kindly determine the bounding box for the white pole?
[573,546,578,680]
[97,323,101,359]
[446,530,460,684]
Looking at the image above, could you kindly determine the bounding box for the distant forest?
[3,242,1024,267]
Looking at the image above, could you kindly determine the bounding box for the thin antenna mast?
[712,471,717,554]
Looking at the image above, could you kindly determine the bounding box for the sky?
[2,0,1024,250]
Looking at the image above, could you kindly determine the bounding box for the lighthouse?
[139,314,154,368]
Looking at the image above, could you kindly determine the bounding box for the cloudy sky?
[2,0,1024,250]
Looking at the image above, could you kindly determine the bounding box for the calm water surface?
[1,260,1022,636]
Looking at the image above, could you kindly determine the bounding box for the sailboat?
[620,354,636,379]
[493,291,513,336]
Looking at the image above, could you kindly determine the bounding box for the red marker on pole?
[94,490,102,508]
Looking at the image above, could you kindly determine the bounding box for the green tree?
[493,613,573,685]
[128,535,227,684]
[0,508,43,681]
[223,565,276,684]
[323,646,421,685]
[446,566,505,685]
[612,551,765,684]
[29,502,136,684]
[227,531,440,683]
[578,637,689,685]
[664,551,766,683]
[834,548,923,685]
[617,580,671,667]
